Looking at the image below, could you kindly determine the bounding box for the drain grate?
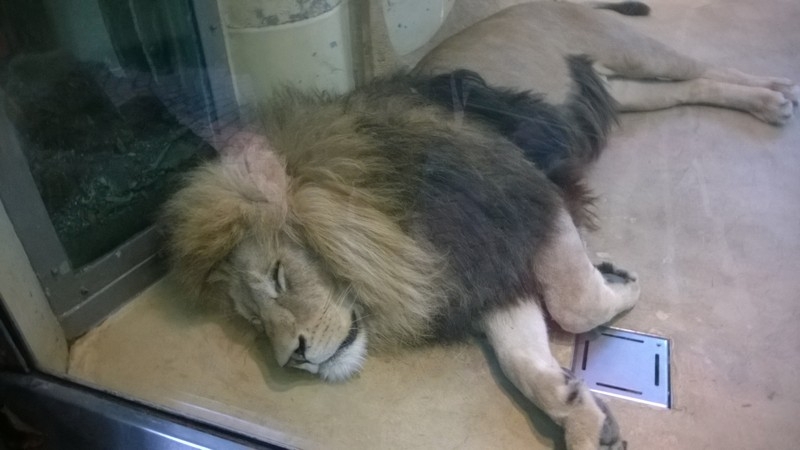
[572,326,671,408]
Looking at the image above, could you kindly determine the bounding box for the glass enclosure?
[3,0,218,267]
[2,0,799,449]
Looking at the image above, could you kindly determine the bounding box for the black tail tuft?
[414,57,616,228]
[593,1,651,16]
[562,55,618,167]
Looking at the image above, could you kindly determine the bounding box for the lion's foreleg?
[481,301,625,450]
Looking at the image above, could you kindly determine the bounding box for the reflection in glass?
[1,0,219,267]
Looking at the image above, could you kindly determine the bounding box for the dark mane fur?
[593,1,650,17]
[412,55,617,228]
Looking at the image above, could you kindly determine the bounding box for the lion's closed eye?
[254,261,285,299]
[271,260,287,294]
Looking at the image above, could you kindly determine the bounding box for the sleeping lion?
[163,2,797,450]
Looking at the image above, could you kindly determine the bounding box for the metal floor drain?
[572,327,671,408]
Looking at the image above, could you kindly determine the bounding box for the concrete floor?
[69,1,800,449]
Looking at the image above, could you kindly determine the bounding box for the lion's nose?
[290,335,308,363]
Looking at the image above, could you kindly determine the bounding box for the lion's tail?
[415,56,616,227]
[589,1,650,16]
[541,55,618,228]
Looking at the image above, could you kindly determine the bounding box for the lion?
[162,2,797,450]
[163,67,635,449]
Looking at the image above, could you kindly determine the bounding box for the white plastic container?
[382,0,454,56]
[220,0,354,106]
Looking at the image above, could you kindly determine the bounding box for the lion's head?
[162,136,369,380]
[163,122,444,381]
[223,232,368,381]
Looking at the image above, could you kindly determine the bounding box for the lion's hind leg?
[535,211,640,334]
[593,26,799,124]
[607,77,797,125]
[703,67,800,108]
[482,301,626,450]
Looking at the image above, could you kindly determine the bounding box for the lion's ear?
[221,132,288,205]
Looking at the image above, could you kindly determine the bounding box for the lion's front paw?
[595,395,627,450]
[600,440,628,450]
[563,390,627,450]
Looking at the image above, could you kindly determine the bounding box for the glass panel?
[1,0,217,267]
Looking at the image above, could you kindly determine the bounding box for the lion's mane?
[163,62,615,349]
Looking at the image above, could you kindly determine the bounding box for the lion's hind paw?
[766,77,799,108]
